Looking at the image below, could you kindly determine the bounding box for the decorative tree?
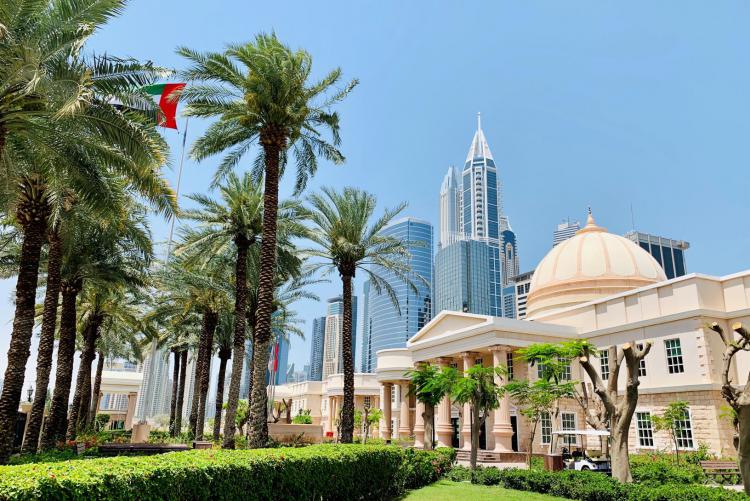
[406,364,454,450]
[450,365,505,470]
[709,322,750,494]
[574,340,652,483]
[652,400,690,464]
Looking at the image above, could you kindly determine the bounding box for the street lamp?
[26,385,33,403]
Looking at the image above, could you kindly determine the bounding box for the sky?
[1,0,749,390]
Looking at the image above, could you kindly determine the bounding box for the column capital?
[489,345,512,353]
[435,357,454,366]
[459,351,479,358]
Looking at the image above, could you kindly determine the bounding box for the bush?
[630,454,705,485]
[0,444,454,500]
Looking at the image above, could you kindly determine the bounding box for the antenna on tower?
[477,111,481,130]
[630,203,636,231]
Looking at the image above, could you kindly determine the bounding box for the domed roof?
[526,211,667,319]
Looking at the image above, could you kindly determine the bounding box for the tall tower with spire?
[439,165,461,249]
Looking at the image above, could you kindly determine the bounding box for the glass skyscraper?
[308,316,326,381]
[360,281,372,372]
[434,239,492,315]
[624,231,689,280]
[363,217,433,372]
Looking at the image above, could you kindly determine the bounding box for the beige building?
[376,213,748,458]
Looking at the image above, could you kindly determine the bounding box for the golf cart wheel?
[580,466,591,471]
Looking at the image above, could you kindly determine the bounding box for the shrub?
[630,454,705,485]
[0,444,453,500]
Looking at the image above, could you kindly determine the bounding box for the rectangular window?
[541,412,552,445]
[507,352,514,380]
[636,412,654,447]
[474,357,483,367]
[364,396,371,408]
[665,339,685,374]
[600,349,610,381]
[391,385,397,404]
[560,358,571,381]
[675,409,695,450]
[537,362,546,380]
[561,412,577,446]
[636,343,647,376]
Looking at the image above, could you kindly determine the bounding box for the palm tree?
[175,171,306,447]
[305,187,422,443]
[212,313,233,441]
[178,33,356,448]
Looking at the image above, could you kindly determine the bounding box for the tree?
[450,365,505,470]
[307,187,421,443]
[212,313,233,441]
[574,341,652,483]
[406,364,455,451]
[652,400,690,465]
[709,322,750,494]
[178,33,356,448]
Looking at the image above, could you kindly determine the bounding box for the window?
[506,352,514,380]
[600,350,610,380]
[536,361,547,380]
[665,339,685,374]
[560,359,571,381]
[561,412,577,446]
[675,408,695,450]
[474,357,483,367]
[391,385,397,404]
[636,343,647,376]
[364,396,371,408]
[636,412,654,447]
[541,412,552,445]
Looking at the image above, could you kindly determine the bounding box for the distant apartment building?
[308,316,326,381]
[553,219,581,247]
[322,296,358,378]
[513,270,534,319]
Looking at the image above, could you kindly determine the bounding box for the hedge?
[448,466,746,501]
[0,445,455,500]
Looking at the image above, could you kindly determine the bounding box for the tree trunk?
[189,347,202,437]
[246,135,283,449]
[22,227,62,453]
[41,280,81,449]
[246,327,254,406]
[0,198,48,463]
[195,310,217,441]
[610,424,632,482]
[222,235,250,449]
[527,419,538,466]
[169,348,180,437]
[88,351,104,429]
[423,405,434,450]
[339,273,355,443]
[470,407,481,470]
[213,349,230,442]
[174,349,188,436]
[67,315,101,440]
[737,404,750,495]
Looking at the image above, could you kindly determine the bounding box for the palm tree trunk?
[195,311,217,441]
[67,315,100,440]
[174,349,188,436]
[0,190,48,464]
[169,348,180,437]
[223,236,250,449]
[339,273,355,443]
[213,348,230,441]
[88,351,104,429]
[246,137,283,449]
[189,348,202,436]
[41,280,81,449]
[22,227,62,453]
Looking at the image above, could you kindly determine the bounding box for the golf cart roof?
[551,430,610,437]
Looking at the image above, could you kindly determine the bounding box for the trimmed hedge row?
[0,445,455,500]
[447,466,746,501]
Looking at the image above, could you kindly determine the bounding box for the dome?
[526,212,667,319]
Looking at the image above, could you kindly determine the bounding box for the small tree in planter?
[652,400,690,465]
[405,363,454,450]
[355,406,382,444]
[292,409,313,424]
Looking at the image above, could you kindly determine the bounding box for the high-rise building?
[624,231,689,280]
[322,296,358,378]
[434,239,492,315]
[360,281,372,373]
[439,166,461,249]
[135,343,170,421]
[363,218,434,372]
[268,336,290,385]
[501,226,519,287]
[308,316,326,381]
[553,220,581,247]
[513,270,534,319]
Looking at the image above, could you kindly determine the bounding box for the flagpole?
[164,116,189,262]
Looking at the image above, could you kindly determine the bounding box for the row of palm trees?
[0,0,419,462]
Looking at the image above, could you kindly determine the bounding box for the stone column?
[435,357,454,448]
[413,399,425,448]
[491,345,514,452]
[460,352,477,450]
[381,383,393,441]
[398,381,411,440]
[125,392,137,430]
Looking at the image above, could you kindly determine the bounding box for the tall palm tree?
[175,171,306,448]
[212,312,233,441]
[306,187,422,442]
[178,33,356,448]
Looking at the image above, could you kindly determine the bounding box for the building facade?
[434,239,493,316]
[322,296,358,378]
[625,231,689,280]
[363,218,434,373]
[513,270,533,320]
[360,281,372,373]
[553,219,581,247]
[308,316,326,381]
[439,166,461,249]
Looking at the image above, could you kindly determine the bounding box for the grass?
[402,480,570,500]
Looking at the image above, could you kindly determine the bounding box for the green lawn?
[402,480,569,500]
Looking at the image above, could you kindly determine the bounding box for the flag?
[142,83,185,129]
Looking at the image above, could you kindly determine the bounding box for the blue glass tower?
[364,218,433,372]
[308,316,326,381]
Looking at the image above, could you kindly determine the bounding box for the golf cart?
[551,429,611,474]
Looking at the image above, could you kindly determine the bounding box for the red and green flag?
[143,83,185,129]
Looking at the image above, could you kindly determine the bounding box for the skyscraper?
[553,220,581,247]
[624,231,689,280]
[363,218,433,372]
[322,296,358,378]
[513,270,534,319]
[135,343,170,421]
[439,166,461,249]
[360,281,372,373]
[308,316,326,381]
[501,226,519,287]
[434,239,492,315]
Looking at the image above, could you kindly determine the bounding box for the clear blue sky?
[1,0,749,383]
